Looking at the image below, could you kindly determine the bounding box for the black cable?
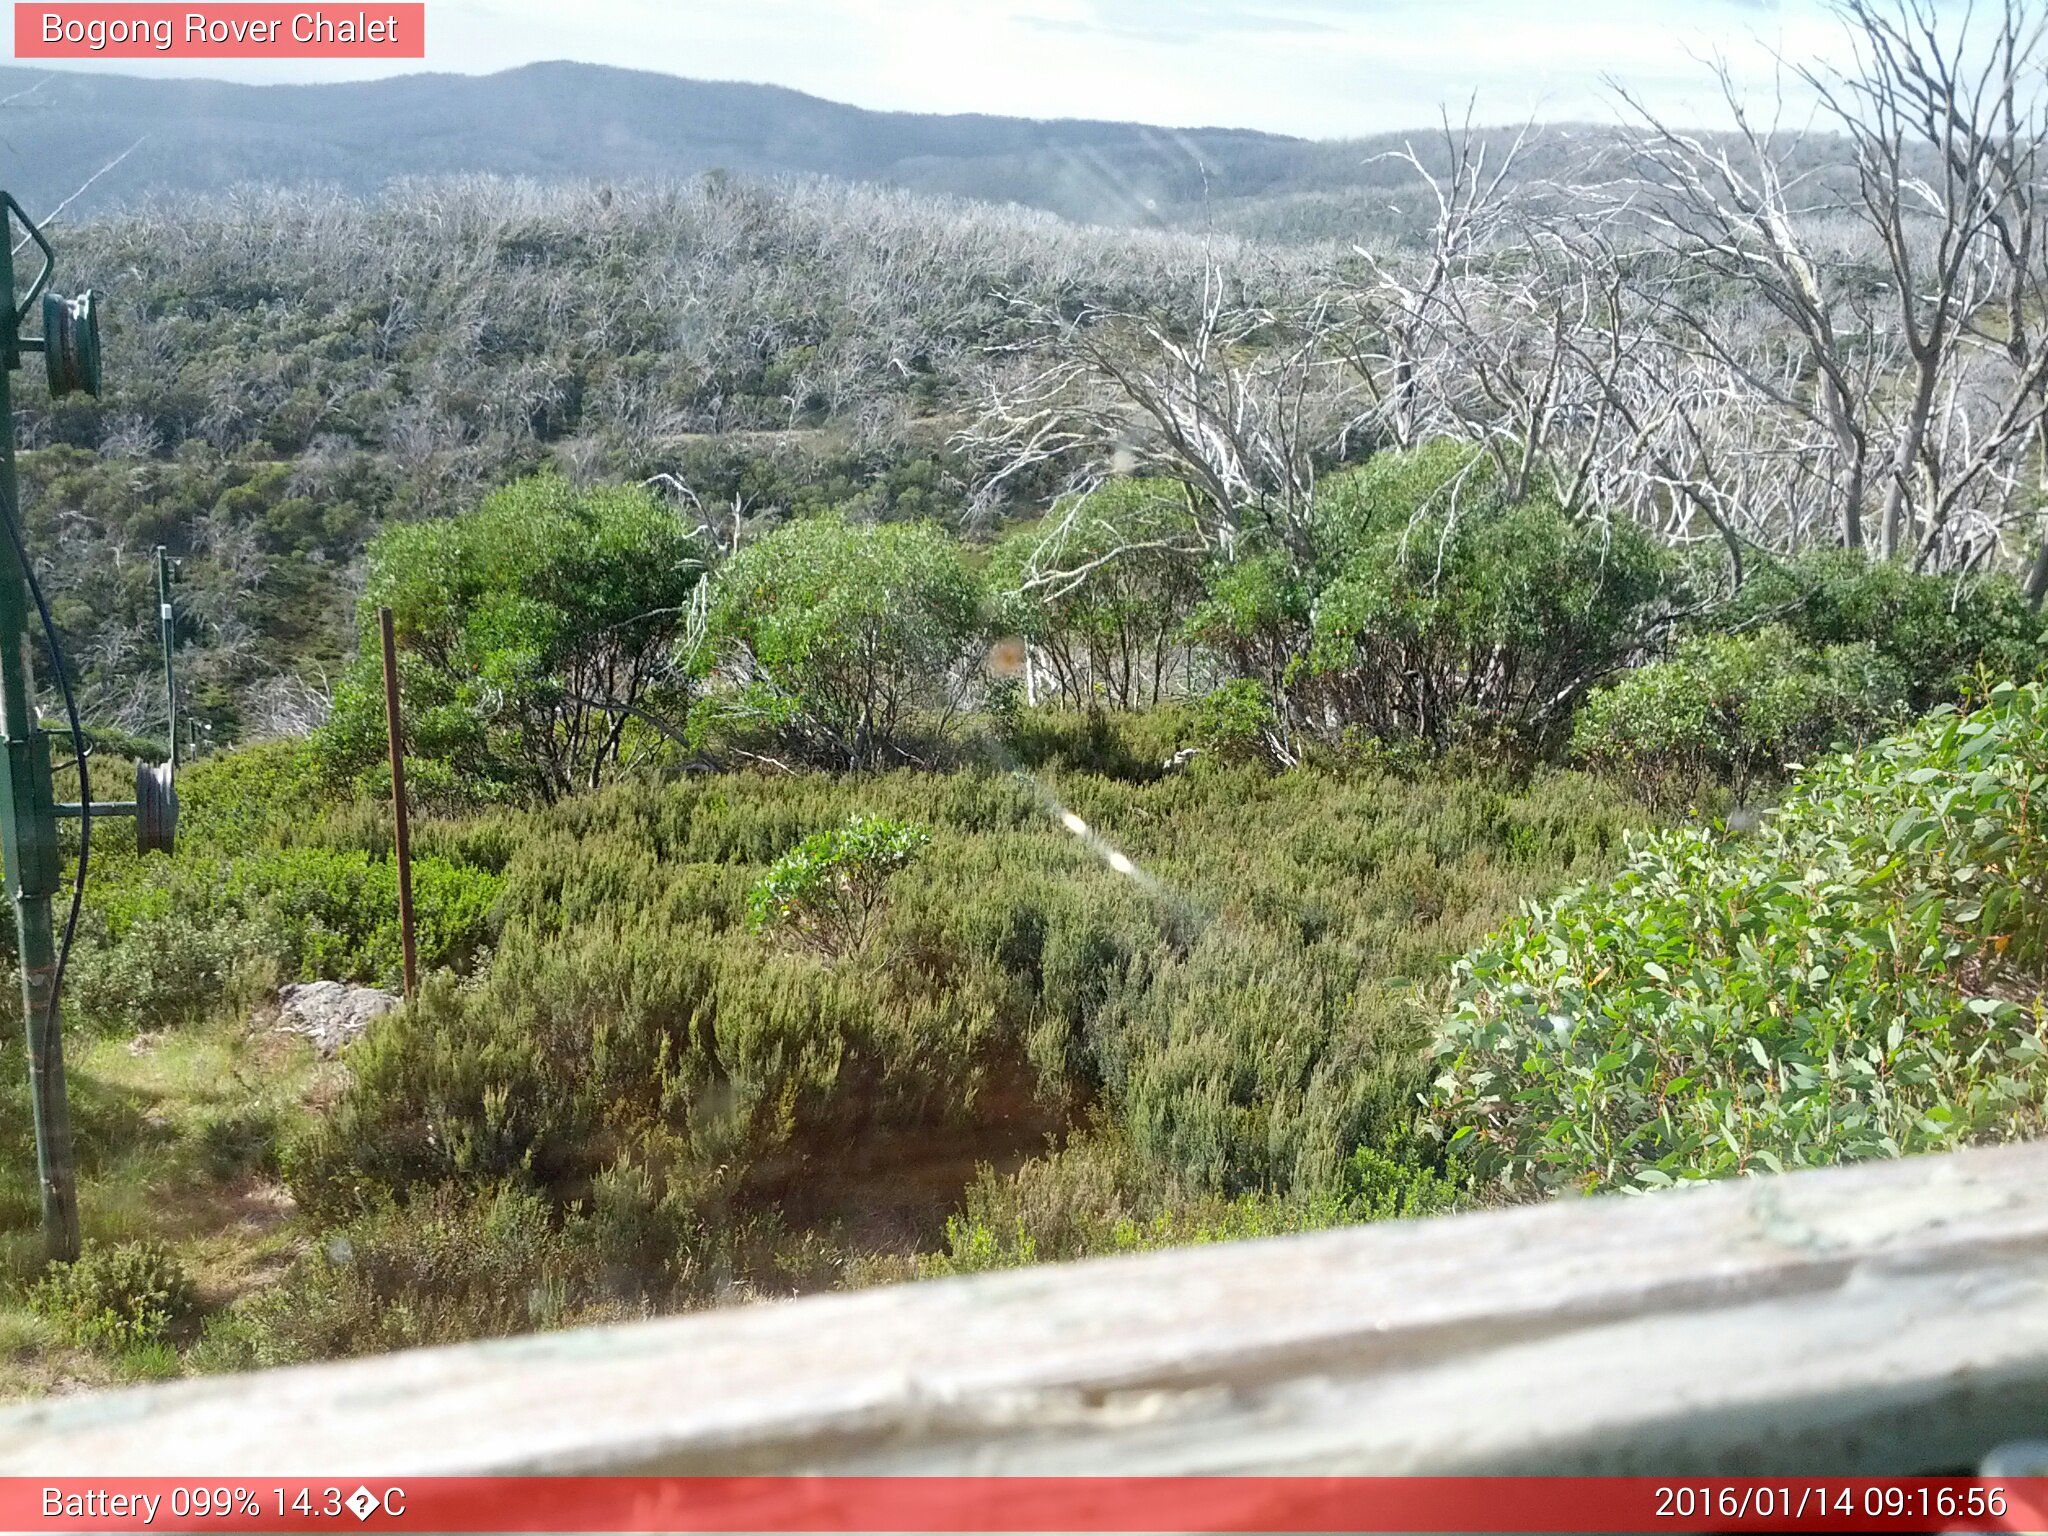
[0,496,87,1023]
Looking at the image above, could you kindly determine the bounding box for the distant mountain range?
[0,61,1398,227]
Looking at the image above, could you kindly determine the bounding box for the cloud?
[35,0,1858,138]
[1019,1,1349,46]
[1035,0,1802,44]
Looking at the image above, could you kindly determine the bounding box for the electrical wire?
[0,493,87,1025]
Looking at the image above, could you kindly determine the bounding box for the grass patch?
[0,1015,323,1395]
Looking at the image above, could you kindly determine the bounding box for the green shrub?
[1433,682,2048,1198]
[66,901,268,1034]
[746,815,930,958]
[1341,1138,1469,1221]
[193,1102,285,1180]
[990,704,1188,780]
[1712,549,2047,710]
[1185,680,1280,766]
[223,847,503,986]
[920,1132,1468,1276]
[173,739,329,852]
[1183,550,1311,721]
[1304,447,1675,749]
[68,845,503,1027]
[985,481,1206,711]
[699,513,984,770]
[317,474,708,806]
[30,1240,197,1352]
[1571,627,1911,800]
[1312,439,1503,567]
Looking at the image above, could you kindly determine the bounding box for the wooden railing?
[4,1140,2047,1475]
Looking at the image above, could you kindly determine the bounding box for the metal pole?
[156,546,175,770]
[0,230,76,1261]
[378,608,418,1001]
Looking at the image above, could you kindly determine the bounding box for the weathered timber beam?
[5,1141,2048,1475]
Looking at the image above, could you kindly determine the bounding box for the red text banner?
[15,5,425,58]
[7,1477,2048,1533]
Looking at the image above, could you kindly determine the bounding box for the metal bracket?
[0,194,53,373]
[2,734,58,897]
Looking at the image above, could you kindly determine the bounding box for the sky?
[34,0,1862,138]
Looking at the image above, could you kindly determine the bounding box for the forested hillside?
[0,60,1838,239]
[10,1,2048,1392]
[25,177,1318,742]
[0,61,1394,229]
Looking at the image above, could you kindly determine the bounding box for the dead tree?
[1616,0,2048,578]
[966,251,1357,568]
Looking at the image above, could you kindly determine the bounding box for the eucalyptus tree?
[984,478,1209,710]
[698,513,984,771]
[320,474,711,805]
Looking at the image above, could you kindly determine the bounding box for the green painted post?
[0,219,76,1263]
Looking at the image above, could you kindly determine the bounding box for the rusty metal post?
[378,607,418,1001]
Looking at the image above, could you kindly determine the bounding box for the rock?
[277,981,399,1057]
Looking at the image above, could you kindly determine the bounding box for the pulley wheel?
[43,290,100,399]
[135,759,177,856]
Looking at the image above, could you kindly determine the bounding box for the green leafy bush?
[1183,550,1311,722]
[746,815,930,958]
[1433,682,2048,1198]
[66,898,270,1034]
[318,475,708,806]
[986,481,1206,711]
[699,513,983,770]
[1712,549,2047,710]
[172,739,327,852]
[1304,447,1675,749]
[30,1240,197,1352]
[1312,439,1503,568]
[68,843,503,1027]
[222,847,503,985]
[1185,680,1281,767]
[1571,627,1912,800]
